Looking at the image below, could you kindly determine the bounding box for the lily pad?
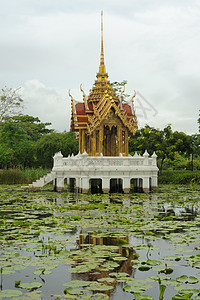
[138,265,151,271]
[0,289,23,298]
[123,284,152,294]
[134,294,153,300]
[89,282,113,291]
[62,280,90,287]
[19,282,42,291]
[90,293,110,299]
[64,287,83,295]
[172,293,193,300]
[176,275,199,284]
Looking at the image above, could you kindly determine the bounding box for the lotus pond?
[0,184,200,300]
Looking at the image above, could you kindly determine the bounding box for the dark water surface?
[0,185,200,299]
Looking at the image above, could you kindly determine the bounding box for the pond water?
[0,184,200,300]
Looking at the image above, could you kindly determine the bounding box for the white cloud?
[0,1,199,135]
[22,80,70,132]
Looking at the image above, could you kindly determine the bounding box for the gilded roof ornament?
[80,84,88,110]
[68,89,75,116]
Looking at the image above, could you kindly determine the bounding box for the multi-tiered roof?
[69,12,137,156]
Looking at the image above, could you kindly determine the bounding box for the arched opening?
[130,178,143,193]
[110,178,123,193]
[69,178,76,193]
[90,179,102,194]
[103,125,117,156]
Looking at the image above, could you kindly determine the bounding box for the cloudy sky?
[1,0,200,134]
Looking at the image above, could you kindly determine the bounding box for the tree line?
[0,87,199,171]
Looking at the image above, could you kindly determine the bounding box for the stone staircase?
[22,171,56,191]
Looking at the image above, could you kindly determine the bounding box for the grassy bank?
[159,170,200,184]
[0,168,50,184]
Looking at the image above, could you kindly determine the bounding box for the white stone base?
[22,150,159,194]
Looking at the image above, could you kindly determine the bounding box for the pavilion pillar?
[99,127,104,155]
[125,131,128,156]
[117,126,122,156]
[123,177,130,194]
[76,177,81,193]
[143,177,150,193]
[55,176,64,192]
[102,177,110,193]
[151,175,158,191]
[79,129,82,153]
[82,177,89,194]
[81,130,85,153]
[92,132,96,156]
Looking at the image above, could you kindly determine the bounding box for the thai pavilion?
[23,12,158,193]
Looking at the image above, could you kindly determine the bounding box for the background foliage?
[0,87,199,184]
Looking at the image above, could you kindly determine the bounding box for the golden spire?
[100,11,104,66]
[98,11,106,75]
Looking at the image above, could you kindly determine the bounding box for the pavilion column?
[82,177,89,194]
[151,174,158,191]
[102,177,110,193]
[117,126,122,156]
[76,177,81,193]
[123,177,130,194]
[99,127,103,155]
[81,130,85,153]
[93,132,96,156]
[79,129,82,153]
[143,177,150,193]
[125,131,128,156]
[55,176,64,192]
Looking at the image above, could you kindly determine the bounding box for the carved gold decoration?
[80,84,88,110]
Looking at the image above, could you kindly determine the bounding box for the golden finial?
[120,85,125,110]
[131,90,136,105]
[120,85,125,99]
[68,89,75,115]
[100,11,104,66]
[80,84,87,110]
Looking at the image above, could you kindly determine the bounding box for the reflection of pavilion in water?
[72,231,136,296]
[158,204,198,221]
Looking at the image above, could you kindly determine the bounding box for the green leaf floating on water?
[176,275,188,283]
[62,280,91,287]
[174,285,200,295]
[33,269,52,275]
[138,265,151,271]
[64,287,83,295]
[97,277,116,283]
[109,272,129,278]
[90,293,110,300]
[172,293,193,300]
[134,293,153,300]
[0,289,23,298]
[123,284,152,294]
[19,282,42,291]
[89,282,113,291]
[176,275,199,284]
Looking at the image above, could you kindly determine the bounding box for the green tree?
[8,115,53,141]
[0,87,23,123]
[129,125,192,171]
[36,131,79,168]
[0,121,35,168]
[0,115,53,168]
[110,80,130,101]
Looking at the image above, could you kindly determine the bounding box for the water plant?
[0,184,200,299]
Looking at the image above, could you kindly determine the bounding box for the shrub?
[159,170,200,184]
